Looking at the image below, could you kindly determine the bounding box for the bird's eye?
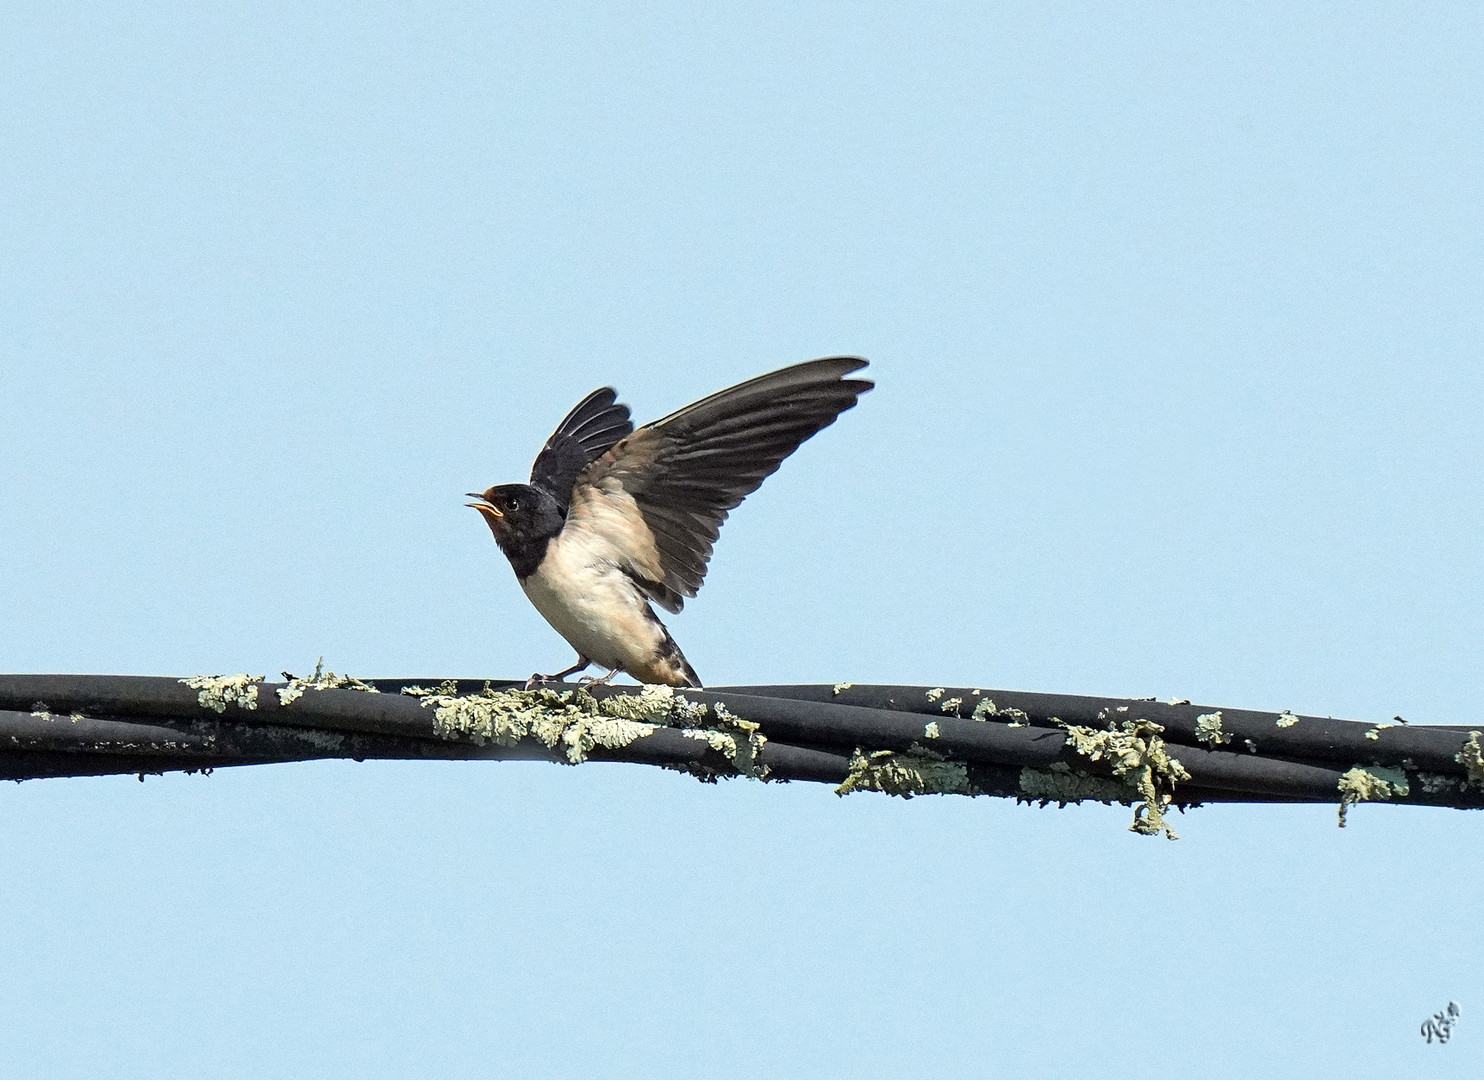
[508,497,520,511]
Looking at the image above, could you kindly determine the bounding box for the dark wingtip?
[793,356,874,399]
[827,356,873,393]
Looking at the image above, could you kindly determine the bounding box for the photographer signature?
[1421,1001,1460,1044]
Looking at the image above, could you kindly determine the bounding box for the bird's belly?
[520,545,665,673]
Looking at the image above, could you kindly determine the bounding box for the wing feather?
[529,387,634,510]
[566,357,871,613]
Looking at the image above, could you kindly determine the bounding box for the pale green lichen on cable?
[409,684,653,764]
[1336,765,1409,827]
[1018,762,1135,806]
[835,748,973,798]
[679,701,768,779]
[1058,715,1191,839]
[277,658,380,706]
[602,683,708,725]
[1417,771,1458,795]
[181,674,263,713]
[283,728,348,753]
[970,698,1028,727]
[1450,731,1484,792]
[410,682,766,776]
[26,703,87,725]
[1194,711,1230,746]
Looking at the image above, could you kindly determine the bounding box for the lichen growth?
[923,721,941,739]
[567,716,662,763]
[1455,732,1484,789]
[413,683,764,775]
[1337,765,1409,827]
[831,682,854,696]
[1244,739,1257,754]
[277,658,380,706]
[970,698,1029,726]
[1058,718,1191,839]
[1363,721,1395,742]
[1018,763,1134,806]
[17,704,90,734]
[925,688,945,703]
[291,729,348,752]
[836,748,972,798]
[599,683,710,725]
[418,684,656,764]
[182,674,263,713]
[1163,697,1190,706]
[939,697,962,714]
[680,701,767,778]
[1194,711,1230,746]
[1417,771,1457,795]
[1276,711,1299,728]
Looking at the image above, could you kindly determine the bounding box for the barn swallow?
[467,357,873,687]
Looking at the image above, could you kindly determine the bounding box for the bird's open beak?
[465,493,503,517]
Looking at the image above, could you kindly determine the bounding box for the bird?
[467,357,873,688]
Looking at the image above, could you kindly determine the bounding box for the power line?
[2,673,1478,836]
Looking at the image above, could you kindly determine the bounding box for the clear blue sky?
[3,3,1481,1076]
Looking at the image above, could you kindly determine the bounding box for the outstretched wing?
[566,357,872,613]
[529,387,634,510]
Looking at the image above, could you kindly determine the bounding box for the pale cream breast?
[520,527,668,673]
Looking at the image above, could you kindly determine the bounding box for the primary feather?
[564,357,872,614]
[529,388,634,512]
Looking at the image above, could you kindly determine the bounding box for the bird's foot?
[526,658,592,690]
[578,668,622,686]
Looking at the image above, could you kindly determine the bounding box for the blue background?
[3,3,1481,1075]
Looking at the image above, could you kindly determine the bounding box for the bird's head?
[466,483,563,558]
